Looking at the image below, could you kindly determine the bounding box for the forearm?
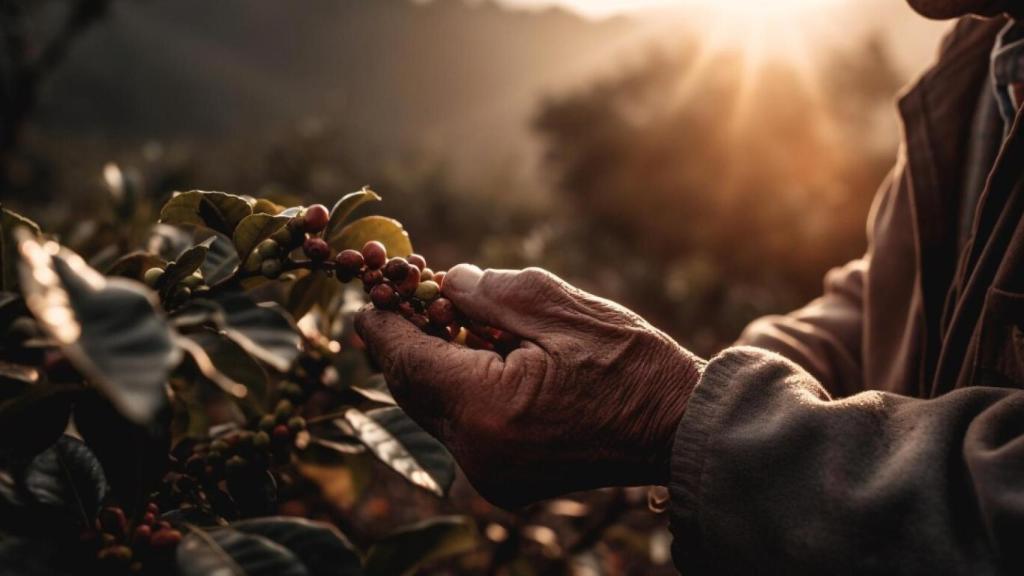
[669,347,1023,575]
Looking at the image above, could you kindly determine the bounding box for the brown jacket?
[669,16,1024,575]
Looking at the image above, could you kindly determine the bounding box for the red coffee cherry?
[361,241,387,269]
[149,529,182,549]
[302,204,330,233]
[133,524,152,546]
[303,237,330,261]
[335,249,364,281]
[396,265,421,297]
[383,257,411,282]
[98,506,127,537]
[408,254,427,271]
[362,269,384,292]
[370,283,400,310]
[433,271,446,290]
[427,298,455,327]
[398,301,416,318]
[272,424,291,442]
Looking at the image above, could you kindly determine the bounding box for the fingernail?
[444,264,483,293]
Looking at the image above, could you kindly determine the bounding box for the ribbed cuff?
[668,347,761,573]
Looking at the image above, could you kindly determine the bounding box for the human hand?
[355,265,704,508]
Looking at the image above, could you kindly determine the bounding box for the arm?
[671,346,1022,575]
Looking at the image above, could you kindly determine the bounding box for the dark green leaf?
[342,406,455,496]
[348,375,395,406]
[17,235,180,423]
[185,331,268,404]
[232,517,363,576]
[233,213,292,261]
[324,188,382,248]
[202,232,242,286]
[105,251,167,281]
[215,294,301,373]
[1,206,40,293]
[147,223,194,262]
[0,383,78,458]
[364,516,478,576]
[74,392,170,516]
[253,199,285,215]
[159,191,254,236]
[177,525,307,576]
[23,435,109,520]
[330,216,412,257]
[286,270,337,321]
[158,237,213,297]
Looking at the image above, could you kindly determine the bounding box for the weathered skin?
[355,265,702,508]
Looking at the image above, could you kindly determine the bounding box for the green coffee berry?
[414,280,440,301]
[144,267,165,287]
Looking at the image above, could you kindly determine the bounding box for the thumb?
[442,265,569,342]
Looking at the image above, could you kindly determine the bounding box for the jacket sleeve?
[669,347,1024,575]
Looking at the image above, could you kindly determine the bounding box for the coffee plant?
[0,188,483,575]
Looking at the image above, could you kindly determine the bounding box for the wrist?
[650,353,704,485]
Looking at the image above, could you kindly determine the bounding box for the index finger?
[354,307,502,430]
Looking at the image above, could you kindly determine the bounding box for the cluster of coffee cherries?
[337,241,519,353]
[142,266,207,306]
[80,501,179,574]
[243,204,333,280]
[157,397,306,521]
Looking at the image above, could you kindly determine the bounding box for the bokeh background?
[1,1,949,572]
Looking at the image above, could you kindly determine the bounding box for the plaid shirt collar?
[992,20,1024,132]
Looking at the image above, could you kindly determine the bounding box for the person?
[356,1,1024,573]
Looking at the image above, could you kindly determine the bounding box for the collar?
[991,20,1024,130]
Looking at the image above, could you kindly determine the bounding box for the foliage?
[0,192,477,575]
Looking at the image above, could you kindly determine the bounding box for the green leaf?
[17,234,181,423]
[214,294,302,373]
[185,331,268,404]
[23,435,109,520]
[159,191,255,236]
[286,270,337,321]
[177,525,308,576]
[233,213,293,261]
[349,375,396,406]
[330,216,412,257]
[253,199,286,215]
[158,237,213,297]
[341,406,455,496]
[324,188,382,248]
[105,251,167,281]
[231,517,363,576]
[1,206,41,292]
[364,516,478,576]
[0,383,78,458]
[200,232,241,286]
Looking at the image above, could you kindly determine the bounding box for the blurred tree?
[534,35,903,354]
[0,0,112,188]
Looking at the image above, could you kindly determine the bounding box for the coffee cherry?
[287,416,306,432]
[420,267,434,281]
[383,257,411,282]
[414,280,440,302]
[408,254,427,271]
[149,529,182,549]
[181,271,203,289]
[260,259,283,279]
[361,241,387,269]
[253,431,271,448]
[303,237,330,261]
[133,524,152,546]
[98,506,127,537]
[362,269,384,292]
[370,283,400,310]
[97,545,133,563]
[409,314,430,331]
[257,239,282,259]
[302,204,330,233]
[335,249,364,280]
[398,301,416,318]
[259,414,276,431]
[272,424,290,442]
[396,265,421,297]
[433,271,446,290]
[427,298,456,327]
[210,440,229,454]
[275,399,294,421]
[142,512,156,526]
[144,267,165,287]
[146,502,160,515]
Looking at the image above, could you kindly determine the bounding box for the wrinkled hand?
[355,265,704,508]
